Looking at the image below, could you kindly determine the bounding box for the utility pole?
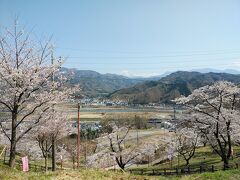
[173,105,176,120]
[135,115,139,145]
[51,52,54,81]
[173,91,176,121]
[51,50,56,171]
[77,103,81,168]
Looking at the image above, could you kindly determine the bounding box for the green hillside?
[61,68,146,97]
[110,71,240,104]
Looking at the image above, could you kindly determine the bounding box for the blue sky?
[1,0,240,77]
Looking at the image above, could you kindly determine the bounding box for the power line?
[64,57,240,64]
[55,46,240,72]
[63,62,237,70]
[56,46,240,55]
[66,52,240,59]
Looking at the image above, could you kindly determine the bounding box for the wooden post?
[200,165,202,173]
[61,157,63,170]
[181,168,184,173]
[51,137,56,171]
[212,165,214,172]
[3,147,7,164]
[148,155,150,167]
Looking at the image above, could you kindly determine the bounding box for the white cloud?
[119,70,160,77]
[232,61,240,68]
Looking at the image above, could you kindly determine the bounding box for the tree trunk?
[84,144,87,164]
[9,113,17,168]
[4,147,7,164]
[51,137,56,171]
[119,164,125,170]
[72,158,75,169]
[203,142,207,147]
[186,159,189,166]
[223,156,230,169]
[44,155,48,172]
[116,157,125,170]
[9,139,16,168]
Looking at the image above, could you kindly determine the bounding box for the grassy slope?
[1,163,240,180]
[130,146,240,171]
[0,164,155,180]
[179,169,240,180]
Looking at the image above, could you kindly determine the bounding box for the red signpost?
[77,103,80,168]
[22,156,29,172]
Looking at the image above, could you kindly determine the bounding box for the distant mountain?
[61,68,147,97]
[110,71,240,104]
[191,68,240,74]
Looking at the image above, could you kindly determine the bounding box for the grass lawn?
[178,169,240,180]
[130,146,240,171]
[0,164,156,180]
[1,163,240,180]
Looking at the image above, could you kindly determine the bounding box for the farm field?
[0,105,176,124]
[62,104,176,123]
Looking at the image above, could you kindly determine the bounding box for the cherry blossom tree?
[33,110,68,171]
[35,131,52,171]
[87,124,172,170]
[136,137,175,168]
[64,140,78,169]
[87,126,139,170]
[175,128,198,166]
[175,81,240,168]
[0,20,77,167]
[107,127,140,170]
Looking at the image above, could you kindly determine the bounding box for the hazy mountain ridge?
[61,68,240,100]
[190,68,240,74]
[61,68,150,97]
[110,71,240,104]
